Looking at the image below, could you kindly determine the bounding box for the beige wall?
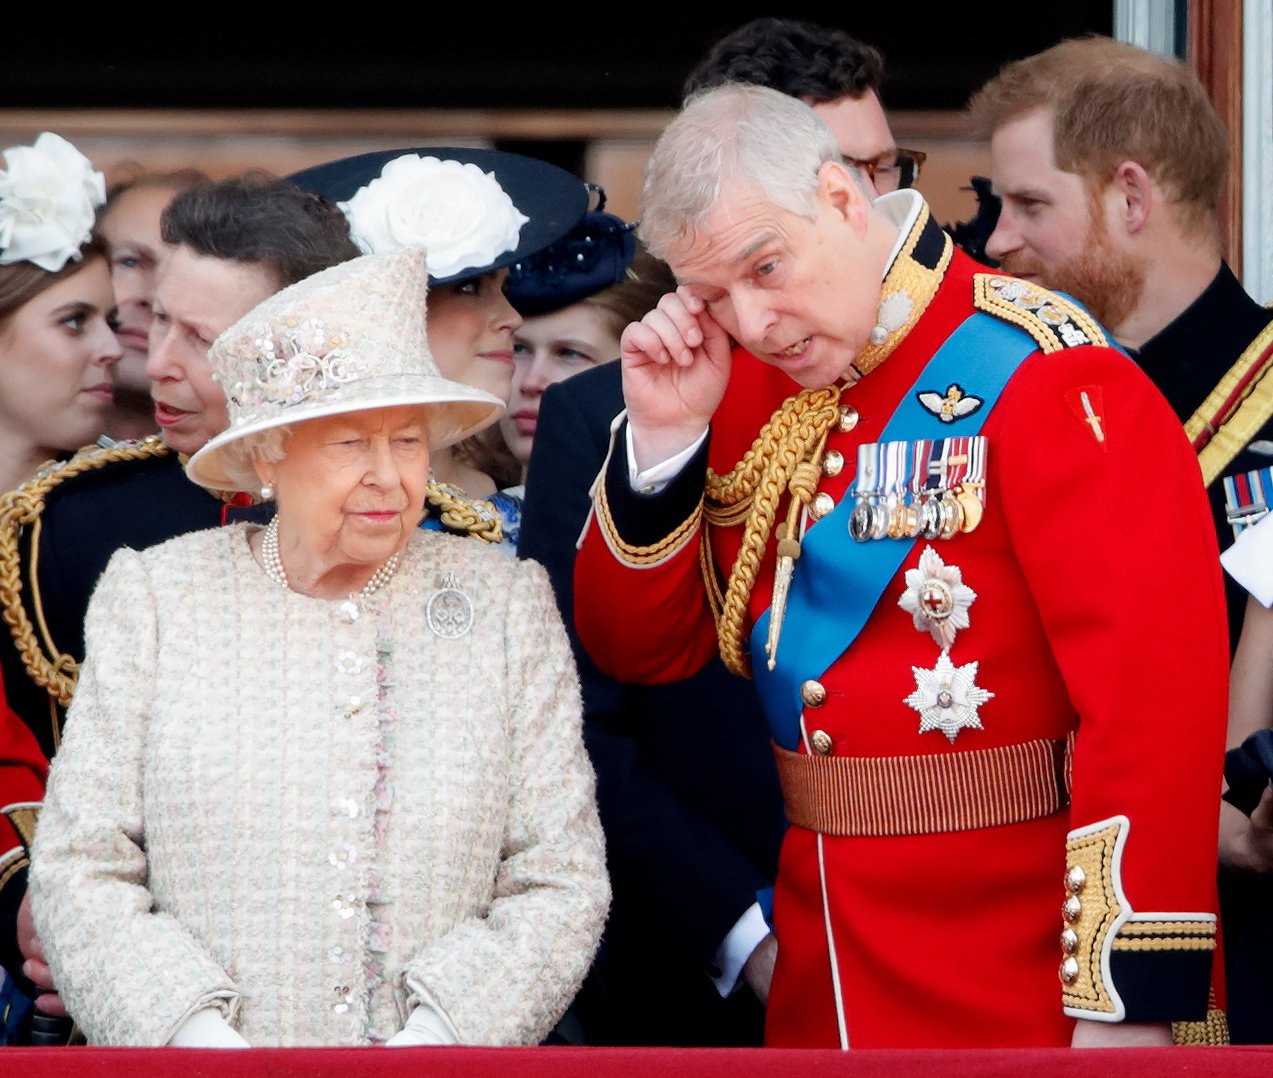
[0,106,991,231]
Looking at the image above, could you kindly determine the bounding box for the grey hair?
[638,83,844,262]
[216,424,294,495]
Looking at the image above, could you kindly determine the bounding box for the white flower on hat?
[339,154,528,280]
[0,132,106,272]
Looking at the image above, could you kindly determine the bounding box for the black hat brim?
[289,147,590,286]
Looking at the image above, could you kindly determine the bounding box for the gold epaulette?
[0,436,170,720]
[973,274,1109,353]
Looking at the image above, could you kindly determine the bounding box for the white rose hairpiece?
[0,132,106,273]
[339,154,528,280]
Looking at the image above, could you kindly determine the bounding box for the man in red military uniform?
[573,83,1228,1048]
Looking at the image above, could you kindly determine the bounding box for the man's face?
[810,92,897,197]
[670,162,881,389]
[147,247,280,456]
[985,106,1145,333]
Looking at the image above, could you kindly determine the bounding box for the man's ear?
[1111,161,1154,235]
[819,160,869,234]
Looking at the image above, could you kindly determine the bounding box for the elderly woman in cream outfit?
[29,245,609,1048]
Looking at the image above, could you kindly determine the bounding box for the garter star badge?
[904,651,994,743]
[898,545,976,649]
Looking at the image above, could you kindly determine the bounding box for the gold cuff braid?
[594,472,703,567]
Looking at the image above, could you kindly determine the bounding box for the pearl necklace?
[260,517,401,598]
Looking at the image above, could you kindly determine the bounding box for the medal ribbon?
[752,311,1041,749]
[1224,465,1273,538]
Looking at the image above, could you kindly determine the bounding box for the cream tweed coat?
[30,523,609,1046]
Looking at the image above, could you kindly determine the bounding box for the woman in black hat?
[501,216,674,485]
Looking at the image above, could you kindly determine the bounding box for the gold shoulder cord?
[426,481,504,544]
[0,437,170,717]
[703,386,842,678]
[701,205,950,679]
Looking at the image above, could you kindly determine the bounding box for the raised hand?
[619,287,734,470]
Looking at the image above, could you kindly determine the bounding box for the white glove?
[168,1007,250,1048]
[385,1003,459,1047]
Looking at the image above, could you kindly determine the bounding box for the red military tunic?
[574,203,1227,1047]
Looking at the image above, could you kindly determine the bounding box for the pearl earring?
[260,482,275,501]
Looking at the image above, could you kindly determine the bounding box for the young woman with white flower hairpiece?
[0,133,121,493]
[289,148,594,547]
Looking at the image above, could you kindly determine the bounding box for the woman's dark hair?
[160,171,361,288]
[0,236,109,327]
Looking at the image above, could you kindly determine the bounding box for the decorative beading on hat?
[228,318,363,429]
[185,246,504,494]
[505,210,637,316]
[339,154,528,280]
[0,132,105,272]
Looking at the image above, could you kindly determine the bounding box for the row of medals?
[846,436,988,543]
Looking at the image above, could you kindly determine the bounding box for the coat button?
[800,679,827,708]
[1059,928,1078,955]
[838,405,859,432]
[810,730,833,755]
[1058,957,1080,985]
[810,492,836,520]
[821,450,844,478]
[1062,895,1082,923]
[1065,865,1086,894]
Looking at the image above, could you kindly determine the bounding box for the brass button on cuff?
[1058,957,1079,985]
[801,679,827,708]
[1062,895,1082,923]
[1065,865,1087,894]
[1060,928,1078,955]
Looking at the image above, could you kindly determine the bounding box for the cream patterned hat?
[185,246,504,493]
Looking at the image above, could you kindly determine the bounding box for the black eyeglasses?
[842,148,927,193]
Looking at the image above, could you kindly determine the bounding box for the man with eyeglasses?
[682,17,924,198]
[517,17,911,1046]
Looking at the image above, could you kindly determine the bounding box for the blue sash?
[751,311,1038,748]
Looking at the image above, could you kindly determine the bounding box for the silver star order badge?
[904,651,993,743]
[897,545,977,650]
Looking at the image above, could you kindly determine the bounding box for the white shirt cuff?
[626,424,709,493]
[710,901,769,998]
[1221,512,1273,607]
[167,1007,249,1048]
